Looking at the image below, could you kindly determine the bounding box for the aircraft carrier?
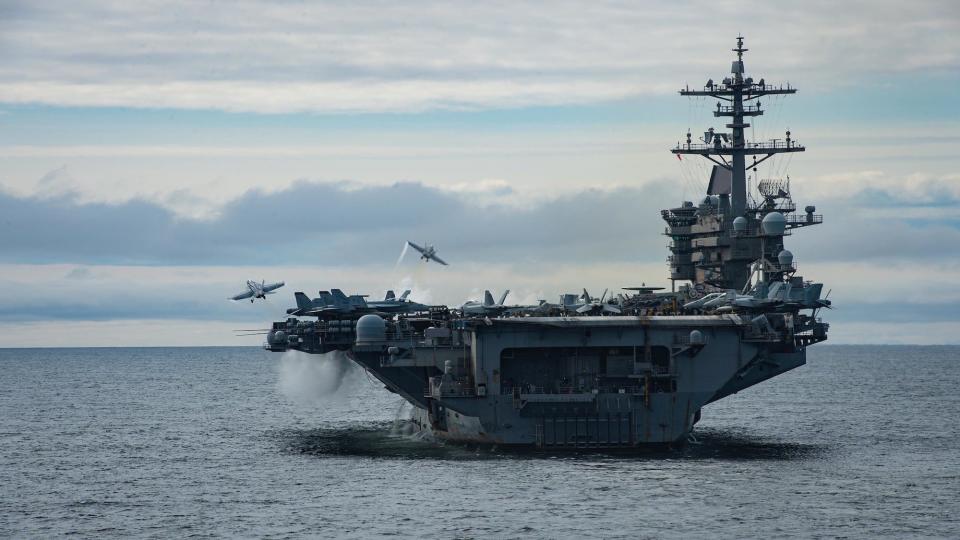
[262,36,831,448]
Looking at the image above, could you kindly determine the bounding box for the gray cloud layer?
[1,177,957,267]
[0,180,674,266]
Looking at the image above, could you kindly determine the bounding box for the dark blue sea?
[1,345,958,538]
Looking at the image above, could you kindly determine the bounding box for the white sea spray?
[276,350,358,404]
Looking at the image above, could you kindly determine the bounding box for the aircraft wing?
[406,241,427,255]
[263,281,285,293]
[230,290,255,301]
[303,306,349,316]
[429,254,448,266]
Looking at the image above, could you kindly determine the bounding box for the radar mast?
[662,36,821,291]
[672,35,803,217]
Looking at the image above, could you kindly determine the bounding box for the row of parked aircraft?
[233,280,829,318]
[285,289,432,317]
[274,288,665,319]
[682,282,831,313]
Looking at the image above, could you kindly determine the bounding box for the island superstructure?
[262,37,830,448]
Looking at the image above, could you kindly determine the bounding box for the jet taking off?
[230,280,284,302]
[405,241,448,266]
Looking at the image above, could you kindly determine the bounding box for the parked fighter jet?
[286,288,430,317]
[286,289,370,317]
[529,292,589,315]
[367,290,430,314]
[685,281,832,313]
[504,299,549,316]
[575,288,622,315]
[230,280,285,302]
[405,241,448,266]
[381,290,408,302]
[461,290,510,316]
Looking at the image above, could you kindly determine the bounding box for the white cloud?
[0,79,662,114]
[0,0,957,113]
[4,123,956,220]
[796,170,960,204]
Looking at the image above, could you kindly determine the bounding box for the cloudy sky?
[1,0,958,346]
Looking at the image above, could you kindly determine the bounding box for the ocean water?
[1,345,958,538]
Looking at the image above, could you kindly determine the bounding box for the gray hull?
[332,315,809,448]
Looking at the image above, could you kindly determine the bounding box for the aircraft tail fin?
[331,289,349,305]
[294,292,312,310]
[497,290,510,305]
[399,290,411,301]
[385,290,395,301]
[483,290,495,306]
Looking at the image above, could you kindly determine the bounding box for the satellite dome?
[778,250,794,267]
[269,330,286,344]
[805,205,816,214]
[761,212,786,236]
[733,216,748,232]
[355,314,386,343]
[689,330,704,345]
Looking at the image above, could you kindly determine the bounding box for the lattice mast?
[672,35,803,217]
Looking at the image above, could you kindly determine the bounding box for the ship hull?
[340,315,808,450]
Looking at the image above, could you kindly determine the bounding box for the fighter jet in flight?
[230,280,285,303]
[405,241,448,266]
